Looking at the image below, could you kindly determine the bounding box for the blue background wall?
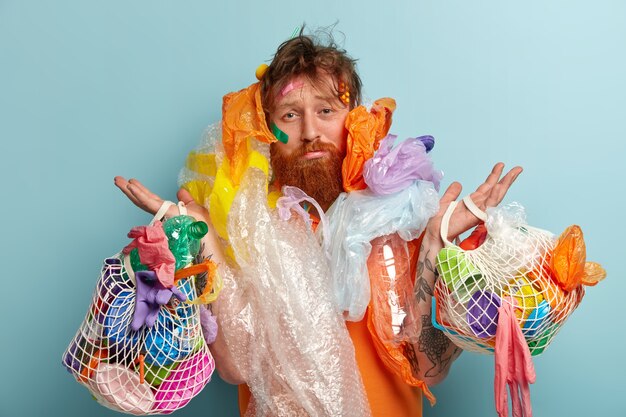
[1,1,624,416]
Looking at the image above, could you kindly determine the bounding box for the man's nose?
[301,115,320,143]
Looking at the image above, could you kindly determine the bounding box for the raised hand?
[114,177,209,224]
[114,177,225,265]
[425,163,523,244]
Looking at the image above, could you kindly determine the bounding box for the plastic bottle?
[163,215,208,270]
[130,216,208,273]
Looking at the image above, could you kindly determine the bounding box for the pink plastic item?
[122,220,176,288]
[89,363,155,415]
[494,302,536,417]
[153,351,214,413]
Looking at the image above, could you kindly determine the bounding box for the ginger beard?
[270,141,345,212]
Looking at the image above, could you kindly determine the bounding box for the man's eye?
[320,108,333,115]
[283,112,296,120]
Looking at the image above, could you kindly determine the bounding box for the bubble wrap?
[324,180,440,322]
[218,168,371,417]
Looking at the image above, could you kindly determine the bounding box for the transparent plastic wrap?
[324,134,441,322]
[218,168,371,417]
[177,123,222,207]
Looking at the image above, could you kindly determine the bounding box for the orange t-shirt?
[237,313,423,416]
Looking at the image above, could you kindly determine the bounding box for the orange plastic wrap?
[365,236,436,406]
[342,98,396,192]
[221,82,276,186]
[551,225,587,292]
[582,262,607,286]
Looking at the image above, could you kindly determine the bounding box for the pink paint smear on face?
[280,81,304,97]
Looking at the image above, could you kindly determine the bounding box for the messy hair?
[260,26,362,112]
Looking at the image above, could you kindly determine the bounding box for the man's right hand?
[114,177,209,224]
[114,176,225,266]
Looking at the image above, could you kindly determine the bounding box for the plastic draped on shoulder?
[217,168,371,417]
[221,82,276,186]
[325,182,439,322]
[179,122,273,242]
[325,134,441,322]
[178,89,442,411]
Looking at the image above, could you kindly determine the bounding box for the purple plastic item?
[363,134,442,195]
[153,351,214,413]
[467,290,501,338]
[199,305,218,345]
[131,270,186,331]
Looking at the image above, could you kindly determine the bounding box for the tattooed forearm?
[414,243,438,304]
[417,314,458,377]
[414,277,433,303]
[406,238,462,384]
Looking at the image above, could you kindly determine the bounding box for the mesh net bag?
[62,202,219,415]
[433,197,603,356]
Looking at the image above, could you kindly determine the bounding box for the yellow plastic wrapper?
[209,143,269,240]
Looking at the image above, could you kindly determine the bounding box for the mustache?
[291,142,343,159]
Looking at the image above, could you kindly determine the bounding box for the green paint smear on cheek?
[270,122,289,144]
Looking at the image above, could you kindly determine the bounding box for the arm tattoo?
[414,244,437,304]
[408,242,461,379]
[417,314,455,378]
[414,278,433,303]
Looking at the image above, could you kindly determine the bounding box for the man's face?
[268,73,350,211]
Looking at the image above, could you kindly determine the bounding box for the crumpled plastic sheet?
[217,168,371,417]
[482,203,554,275]
[324,180,440,322]
[276,185,333,261]
[363,134,442,195]
[177,123,221,199]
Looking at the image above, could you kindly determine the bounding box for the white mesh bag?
[62,202,218,415]
[432,196,588,356]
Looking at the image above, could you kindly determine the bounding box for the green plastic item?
[528,322,557,356]
[143,336,206,386]
[130,215,209,273]
[144,361,174,387]
[436,247,486,303]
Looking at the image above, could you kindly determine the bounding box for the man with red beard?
[116,31,521,417]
